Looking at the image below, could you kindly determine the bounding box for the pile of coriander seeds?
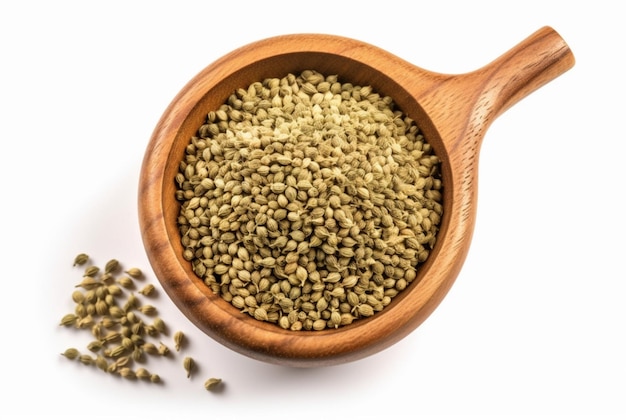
[59,254,223,391]
[175,70,443,331]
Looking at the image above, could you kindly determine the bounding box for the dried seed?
[87,340,104,352]
[59,313,78,327]
[71,290,85,304]
[119,367,136,380]
[135,367,151,380]
[183,356,195,378]
[73,253,89,266]
[125,268,143,279]
[152,317,166,334]
[83,265,100,277]
[108,345,127,358]
[142,342,159,355]
[138,284,155,296]
[104,259,119,274]
[75,277,100,290]
[173,330,184,351]
[138,305,157,316]
[204,377,222,391]
[61,348,80,360]
[79,354,94,366]
[117,276,134,289]
[158,342,170,356]
[95,355,108,371]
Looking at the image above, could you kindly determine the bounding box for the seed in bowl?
[175,70,443,331]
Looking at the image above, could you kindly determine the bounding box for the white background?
[1,1,624,419]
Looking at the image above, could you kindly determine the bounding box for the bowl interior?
[147,46,452,366]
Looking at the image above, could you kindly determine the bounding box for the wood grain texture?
[138,27,574,367]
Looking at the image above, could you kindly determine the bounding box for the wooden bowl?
[139,27,574,367]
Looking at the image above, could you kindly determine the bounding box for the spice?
[104,259,119,274]
[173,331,184,351]
[58,256,204,386]
[183,356,194,378]
[138,284,155,296]
[175,70,443,330]
[73,253,89,267]
[125,268,143,279]
[204,377,222,391]
[61,348,80,360]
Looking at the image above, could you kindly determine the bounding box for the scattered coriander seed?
[71,290,85,304]
[158,342,170,356]
[83,265,100,277]
[141,342,159,355]
[79,354,94,366]
[117,276,134,289]
[75,277,101,290]
[104,259,120,274]
[107,362,119,373]
[125,268,143,279]
[204,377,222,391]
[59,256,222,389]
[102,331,121,343]
[118,367,136,380]
[124,293,139,311]
[73,253,89,267]
[95,355,108,371]
[138,305,156,316]
[108,344,127,358]
[86,340,104,352]
[135,367,151,380]
[138,284,155,297]
[152,317,166,334]
[183,356,194,378]
[107,284,123,296]
[173,331,184,351]
[60,313,78,327]
[61,348,80,360]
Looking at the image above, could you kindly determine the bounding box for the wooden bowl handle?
[474,26,576,120]
[413,26,575,160]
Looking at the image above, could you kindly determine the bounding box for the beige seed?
[153,317,166,334]
[138,284,156,296]
[117,276,134,289]
[71,290,85,304]
[108,345,127,358]
[59,313,78,327]
[83,265,100,277]
[135,367,151,380]
[125,267,143,278]
[87,340,104,352]
[142,342,159,355]
[119,367,136,380]
[138,305,157,316]
[173,331,185,351]
[104,259,119,274]
[73,253,89,266]
[95,355,108,371]
[204,378,222,391]
[183,356,195,378]
[79,354,94,366]
[61,348,80,360]
[158,342,170,356]
[75,277,100,290]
